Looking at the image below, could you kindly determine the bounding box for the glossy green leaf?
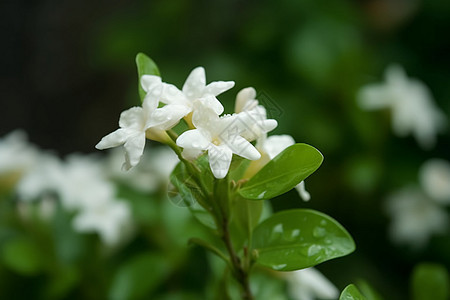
[109,252,170,300]
[1,237,44,275]
[340,284,366,300]
[252,209,355,271]
[411,263,449,300]
[239,143,323,200]
[136,53,160,101]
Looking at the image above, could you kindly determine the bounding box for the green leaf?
[251,209,355,271]
[109,252,170,300]
[1,237,44,275]
[357,279,383,300]
[239,143,323,200]
[135,53,160,101]
[340,284,367,300]
[411,263,449,300]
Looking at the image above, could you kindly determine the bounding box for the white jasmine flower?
[260,135,310,201]
[233,87,278,142]
[16,152,64,202]
[141,66,235,117]
[386,186,448,248]
[96,87,183,170]
[357,64,446,148]
[176,104,261,179]
[285,267,339,300]
[0,130,39,176]
[419,159,450,205]
[58,154,113,210]
[73,199,132,246]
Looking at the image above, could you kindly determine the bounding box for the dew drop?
[320,220,327,226]
[313,226,326,238]
[307,244,322,257]
[271,264,287,270]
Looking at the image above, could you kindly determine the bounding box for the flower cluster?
[386,159,450,248]
[1,130,134,246]
[97,67,278,179]
[357,64,447,149]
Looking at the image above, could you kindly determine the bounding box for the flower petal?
[176,129,210,150]
[96,128,129,149]
[148,104,191,130]
[204,81,235,96]
[140,75,162,93]
[198,95,224,115]
[122,132,146,170]
[208,144,232,179]
[119,107,145,129]
[295,181,311,201]
[235,87,257,113]
[161,84,189,105]
[226,135,261,161]
[182,67,206,100]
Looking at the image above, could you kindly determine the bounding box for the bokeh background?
[1,0,450,299]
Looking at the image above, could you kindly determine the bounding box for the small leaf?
[109,252,170,300]
[411,263,449,300]
[251,209,355,271]
[1,237,44,275]
[239,143,323,200]
[340,284,367,300]
[135,53,160,101]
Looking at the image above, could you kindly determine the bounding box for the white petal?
[148,104,191,130]
[176,129,210,150]
[235,87,257,113]
[182,67,206,99]
[198,95,224,115]
[140,75,162,93]
[142,87,161,116]
[119,107,145,129]
[123,132,146,170]
[263,135,295,159]
[204,81,235,96]
[182,148,204,161]
[96,128,128,149]
[226,135,261,160]
[208,144,232,179]
[161,83,190,105]
[357,84,392,110]
[295,181,311,201]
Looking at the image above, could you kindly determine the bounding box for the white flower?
[419,159,450,205]
[386,186,448,248]
[357,64,446,148]
[285,268,339,300]
[260,135,310,201]
[233,87,278,142]
[0,130,39,176]
[73,199,132,246]
[176,104,261,179]
[105,146,179,193]
[16,151,64,202]
[141,66,235,117]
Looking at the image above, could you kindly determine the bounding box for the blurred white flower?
[386,186,448,248]
[285,267,339,300]
[0,130,39,175]
[73,199,132,246]
[177,104,261,179]
[419,159,450,205]
[105,146,179,193]
[260,135,310,201]
[358,64,446,148]
[16,152,64,202]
